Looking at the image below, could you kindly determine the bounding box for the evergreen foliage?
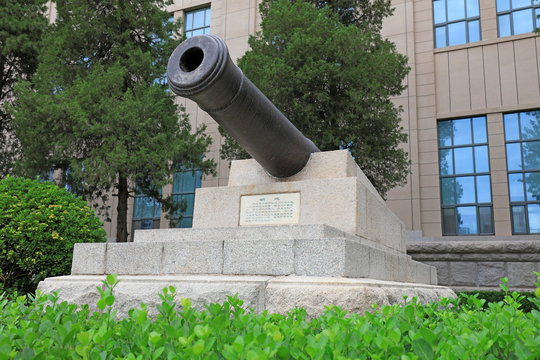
[0,0,49,177]
[0,176,106,295]
[220,0,410,197]
[10,0,215,242]
[1,275,540,358]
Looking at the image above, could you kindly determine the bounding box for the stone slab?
[223,239,295,275]
[72,233,429,283]
[71,243,106,275]
[162,241,223,274]
[106,243,162,275]
[38,275,455,319]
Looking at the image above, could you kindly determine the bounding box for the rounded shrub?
[0,176,106,294]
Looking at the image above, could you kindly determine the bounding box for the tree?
[220,0,410,197]
[0,0,49,177]
[11,0,215,242]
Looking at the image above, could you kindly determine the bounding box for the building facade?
[46,0,540,290]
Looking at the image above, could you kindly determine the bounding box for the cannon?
[167,35,319,178]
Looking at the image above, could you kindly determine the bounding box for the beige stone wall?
[383,0,540,237]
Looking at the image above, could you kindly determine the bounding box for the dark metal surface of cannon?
[167,35,319,178]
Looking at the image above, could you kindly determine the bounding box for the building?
[46,0,540,290]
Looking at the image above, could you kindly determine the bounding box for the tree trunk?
[116,175,129,242]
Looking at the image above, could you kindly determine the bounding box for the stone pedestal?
[38,150,455,317]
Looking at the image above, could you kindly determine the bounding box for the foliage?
[10,0,215,242]
[220,0,410,197]
[1,275,540,359]
[458,290,537,313]
[0,0,49,177]
[0,176,106,295]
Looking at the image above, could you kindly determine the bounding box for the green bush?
[0,176,106,294]
[1,275,539,359]
[458,290,537,313]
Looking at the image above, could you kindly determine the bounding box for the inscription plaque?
[239,193,300,226]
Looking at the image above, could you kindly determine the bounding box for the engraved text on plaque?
[239,193,300,226]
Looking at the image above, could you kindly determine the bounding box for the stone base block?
[38,275,455,319]
[73,225,435,284]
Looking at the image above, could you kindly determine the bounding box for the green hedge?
[457,290,537,313]
[0,176,106,294]
[1,275,539,359]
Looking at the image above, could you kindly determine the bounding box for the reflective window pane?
[141,198,155,219]
[522,141,540,169]
[173,172,183,193]
[140,219,154,230]
[512,206,527,233]
[537,8,540,28]
[195,170,202,188]
[193,9,205,28]
[448,0,466,21]
[440,149,454,175]
[433,0,447,24]
[528,204,540,233]
[472,117,487,143]
[476,175,492,203]
[525,172,540,201]
[457,206,478,234]
[520,111,540,139]
[466,0,480,16]
[474,146,489,172]
[133,197,142,219]
[435,26,447,48]
[509,173,525,201]
[441,178,456,205]
[453,118,472,145]
[442,208,457,235]
[182,194,195,215]
[497,0,510,11]
[506,143,522,171]
[180,217,193,228]
[438,120,452,147]
[456,176,476,204]
[182,170,195,192]
[513,8,534,34]
[513,0,531,8]
[448,21,468,46]
[454,147,474,174]
[468,20,481,42]
[498,14,512,37]
[185,12,193,29]
[504,113,520,140]
[478,207,493,233]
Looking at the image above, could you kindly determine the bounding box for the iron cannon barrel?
[167,34,319,178]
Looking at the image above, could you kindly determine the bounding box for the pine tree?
[220,0,410,197]
[0,0,49,177]
[11,0,215,242]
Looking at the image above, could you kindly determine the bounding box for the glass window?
[170,167,203,228]
[504,110,540,234]
[438,116,493,235]
[433,0,481,48]
[132,188,162,240]
[184,7,211,38]
[497,0,539,37]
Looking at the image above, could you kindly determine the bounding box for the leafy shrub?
[458,289,537,313]
[1,274,539,359]
[0,176,106,294]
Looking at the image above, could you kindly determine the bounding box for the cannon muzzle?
[167,35,319,178]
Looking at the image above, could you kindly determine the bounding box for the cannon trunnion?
[167,35,319,178]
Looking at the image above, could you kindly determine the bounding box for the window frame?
[170,167,203,228]
[184,6,211,38]
[438,116,495,236]
[503,110,540,234]
[496,0,540,37]
[433,0,482,48]
[131,189,162,240]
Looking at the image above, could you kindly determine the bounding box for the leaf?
[412,338,434,360]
